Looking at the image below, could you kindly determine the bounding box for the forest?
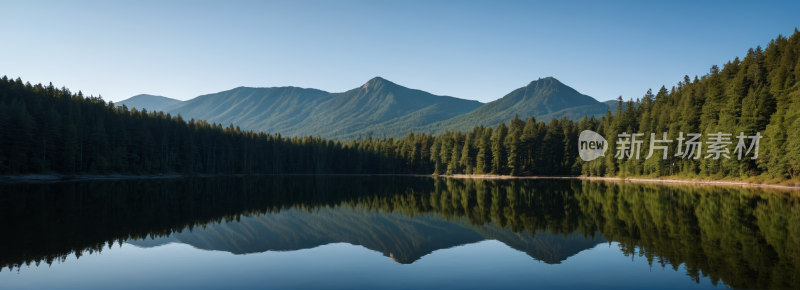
[0,30,799,182]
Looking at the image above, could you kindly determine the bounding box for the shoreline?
[440,174,800,190]
[2,173,798,190]
[0,173,431,183]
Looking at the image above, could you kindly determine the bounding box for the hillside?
[163,86,332,134]
[601,99,638,112]
[405,77,603,135]
[123,77,608,139]
[535,103,610,123]
[117,94,181,112]
[163,77,483,139]
[281,77,482,138]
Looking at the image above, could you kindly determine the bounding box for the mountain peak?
[117,94,181,112]
[412,77,603,135]
[528,77,562,87]
[362,76,395,90]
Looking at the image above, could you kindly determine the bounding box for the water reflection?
[126,208,605,264]
[1,177,798,289]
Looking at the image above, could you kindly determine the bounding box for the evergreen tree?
[507,125,522,176]
[460,133,474,174]
[491,123,508,174]
[476,127,493,175]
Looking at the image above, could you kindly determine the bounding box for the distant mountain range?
[117,94,181,112]
[405,77,610,136]
[118,77,616,139]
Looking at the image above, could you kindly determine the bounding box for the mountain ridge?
[117,94,181,112]
[396,77,608,136]
[124,76,611,139]
[157,77,483,138]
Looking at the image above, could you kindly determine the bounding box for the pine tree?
[491,123,508,174]
[0,101,7,173]
[431,138,442,175]
[460,133,474,174]
[521,117,538,172]
[507,126,522,176]
[476,127,493,175]
[8,99,35,173]
[62,117,78,174]
[446,141,461,175]
[542,119,564,174]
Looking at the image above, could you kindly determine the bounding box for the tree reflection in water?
[0,177,798,289]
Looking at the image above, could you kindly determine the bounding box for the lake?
[1,176,798,289]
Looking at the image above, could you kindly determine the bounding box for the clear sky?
[1,0,798,103]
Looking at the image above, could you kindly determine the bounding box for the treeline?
[0,76,421,175]
[1,30,799,179]
[0,74,583,176]
[582,29,800,180]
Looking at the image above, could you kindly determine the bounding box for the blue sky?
[1,0,798,103]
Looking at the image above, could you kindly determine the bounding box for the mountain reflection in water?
[127,207,604,264]
[1,176,798,289]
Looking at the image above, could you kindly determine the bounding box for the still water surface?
[1,177,798,289]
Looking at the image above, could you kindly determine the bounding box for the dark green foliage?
[0,73,588,175]
[476,127,493,174]
[491,123,508,174]
[0,77,439,175]
[580,30,800,180]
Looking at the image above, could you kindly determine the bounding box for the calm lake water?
[1,176,798,289]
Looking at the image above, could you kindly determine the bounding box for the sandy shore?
[438,174,800,190]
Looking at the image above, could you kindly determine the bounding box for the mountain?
[602,99,618,107]
[162,77,483,139]
[126,77,609,139]
[117,94,181,112]
[601,99,638,112]
[536,103,610,121]
[406,77,605,135]
[162,86,332,134]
